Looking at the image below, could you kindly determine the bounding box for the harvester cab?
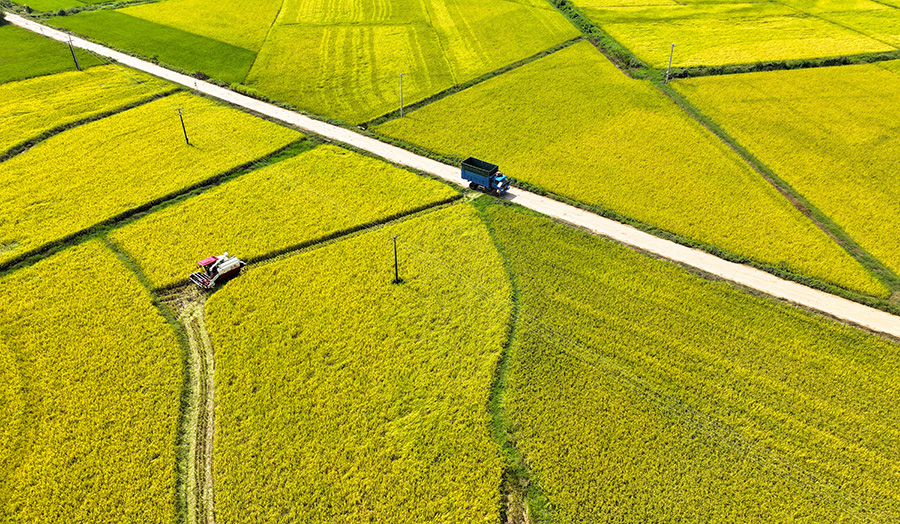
[189,252,246,289]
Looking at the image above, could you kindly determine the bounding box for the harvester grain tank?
[461,157,509,196]
[189,252,245,289]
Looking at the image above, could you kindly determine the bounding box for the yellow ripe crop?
[110,144,458,289]
[377,41,885,296]
[577,2,893,67]
[0,65,175,155]
[674,62,900,277]
[206,203,510,523]
[0,91,301,266]
[0,240,182,522]
[484,202,900,522]
[238,0,577,123]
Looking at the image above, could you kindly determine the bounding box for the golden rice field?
[245,0,577,122]
[0,240,183,522]
[0,91,300,266]
[206,203,511,523]
[4,7,900,522]
[102,0,580,123]
[575,0,897,67]
[378,41,885,296]
[110,144,458,288]
[483,201,900,522]
[673,61,900,277]
[0,65,174,155]
[121,0,282,52]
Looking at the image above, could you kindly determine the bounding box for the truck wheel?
[468,182,478,190]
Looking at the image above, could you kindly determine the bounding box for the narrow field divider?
[0,87,181,162]
[7,12,899,340]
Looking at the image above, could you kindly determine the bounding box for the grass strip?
[666,49,900,81]
[545,0,649,77]
[475,195,558,524]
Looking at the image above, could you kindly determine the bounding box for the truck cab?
[461,157,509,196]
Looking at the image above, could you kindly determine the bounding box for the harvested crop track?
[161,286,217,524]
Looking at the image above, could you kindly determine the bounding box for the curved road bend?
[7,13,899,339]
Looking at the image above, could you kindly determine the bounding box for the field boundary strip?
[6,12,900,340]
[148,194,463,292]
[0,87,180,163]
[543,0,900,80]
[360,36,584,128]
[653,81,900,295]
[22,0,165,18]
[476,199,559,524]
[0,139,308,277]
[103,235,216,524]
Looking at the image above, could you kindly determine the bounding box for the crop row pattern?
[205,204,512,523]
[483,201,900,522]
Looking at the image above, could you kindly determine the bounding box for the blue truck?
[461,157,509,196]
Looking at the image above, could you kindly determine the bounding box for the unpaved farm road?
[7,12,900,338]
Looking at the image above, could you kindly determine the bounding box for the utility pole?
[178,108,190,145]
[665,43,675,84]
[400,74,404,117]
[67,34,81,71]
[391,235,402,284]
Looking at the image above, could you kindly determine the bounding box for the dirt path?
[7,12,900,339]
[164,287,216,524]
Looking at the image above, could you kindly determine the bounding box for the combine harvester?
[461,157,509,196]
[189,252,245,289]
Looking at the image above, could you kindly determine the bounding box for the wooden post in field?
[391,235,401,284]
[67,35,81,71]
[178,108,190,145]
[665,43,675,84]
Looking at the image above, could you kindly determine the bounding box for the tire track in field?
[166,287,217,524]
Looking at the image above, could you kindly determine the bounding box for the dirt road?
[6,12,899,338]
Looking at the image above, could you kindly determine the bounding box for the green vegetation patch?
[575,1,895,67]
[0,64,174,156]
[674,61,900,277]
[0,240,182,521]
[0,92,300,266]
[0,24,102,84]
[48,11,257,83]
[206,203,511,522]
[377,41,884,296]
[111,144,458,288]
[118,0,577,123]
[14,0,86,12]
[483,201,900,522]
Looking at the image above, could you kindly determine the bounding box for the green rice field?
[0,23,101,84]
